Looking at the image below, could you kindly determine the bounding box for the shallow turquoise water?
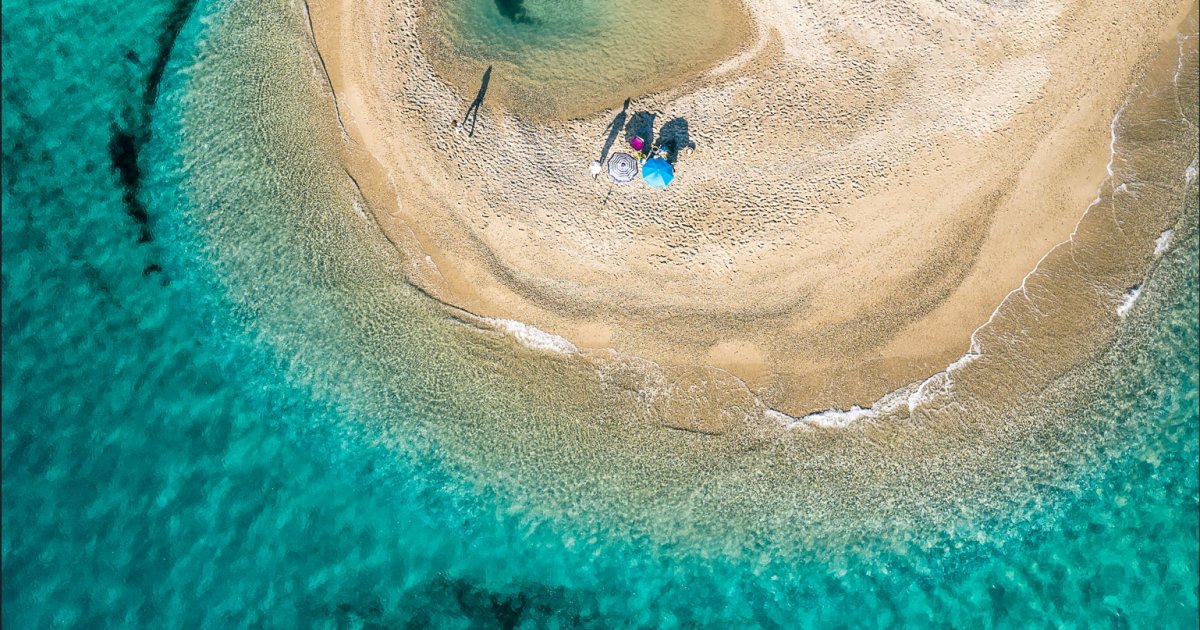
[2,0,1198,628]
[425,0,747,116]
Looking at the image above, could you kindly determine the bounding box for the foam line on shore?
[1155,229,1175,255]
[769,406,875,430]
[1117,285,1143,318]
[481,317,578,355]
[967,101,1128,356]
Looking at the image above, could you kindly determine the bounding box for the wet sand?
[305,0,1195,417]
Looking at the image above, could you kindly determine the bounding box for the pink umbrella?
[629,136,645,152]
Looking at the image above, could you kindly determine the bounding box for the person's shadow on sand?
[625,111,656,153]
[599,98,631,165]
[657,117,694,163]
[463,66,492,138]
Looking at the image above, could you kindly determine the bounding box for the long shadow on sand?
[657,117,694,163]
[625,111,656,153]
[599,98,631,164]
[462,66,492,138]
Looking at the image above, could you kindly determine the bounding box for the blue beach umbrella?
[641,157,674,188]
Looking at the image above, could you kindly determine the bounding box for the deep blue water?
[2,0,1198,627]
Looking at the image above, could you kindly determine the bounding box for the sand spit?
[306,0,1195,417]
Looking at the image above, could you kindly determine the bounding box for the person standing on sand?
[590,160,602,179]
[452,119,463,135]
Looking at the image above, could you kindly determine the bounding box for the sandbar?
[304,0,1195,416]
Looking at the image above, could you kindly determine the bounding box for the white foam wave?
[1154,229,1174,256]
[770,348,983,430]
[777,405,877,430]
[902,352,980,411]
[1116,285,1142,318]
[482,318,577,355]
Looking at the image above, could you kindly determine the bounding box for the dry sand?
[304,0,1195,417]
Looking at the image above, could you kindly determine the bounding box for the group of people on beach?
[634,142,694,164]
[589,138,695,180]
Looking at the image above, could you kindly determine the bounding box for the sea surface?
[2,0,1198,628]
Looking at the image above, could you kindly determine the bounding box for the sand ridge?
[305,0,1193,417]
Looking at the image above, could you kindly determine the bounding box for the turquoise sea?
[2,0,1198,627]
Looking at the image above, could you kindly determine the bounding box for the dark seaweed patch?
[107,0,199,249]
[315,575,601,628]
[494,0,534,24]
[108,125,153,244]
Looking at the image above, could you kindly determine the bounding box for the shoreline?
[306,0,1196,417]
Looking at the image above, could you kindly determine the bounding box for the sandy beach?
[304,0,1195,417]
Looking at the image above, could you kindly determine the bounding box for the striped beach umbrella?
[607,152,638,184]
